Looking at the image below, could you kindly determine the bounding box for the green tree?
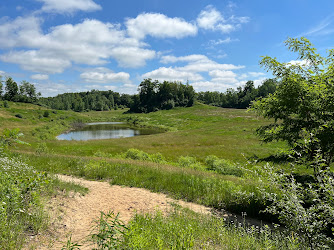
[251,37,334,170]
[4,77,19,101]
[19,80,40,103]
[0,75,3,100]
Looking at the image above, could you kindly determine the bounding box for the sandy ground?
[27,174,212,249]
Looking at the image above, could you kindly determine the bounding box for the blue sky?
[0,0,333,96]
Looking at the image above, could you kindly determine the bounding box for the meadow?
[0,101,314,249]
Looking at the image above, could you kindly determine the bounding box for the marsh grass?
[83,206,302,249]
[22,153,279,218]
[0,153,87,249]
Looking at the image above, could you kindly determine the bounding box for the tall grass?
[83,206,302,249]
[0,156,49,249]
[23,153,279,219]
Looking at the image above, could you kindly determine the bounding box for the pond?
[57,122,162,141]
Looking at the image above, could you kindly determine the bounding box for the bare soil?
[27,174,211,249]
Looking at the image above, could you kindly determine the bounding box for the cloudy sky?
[0,0,333,96]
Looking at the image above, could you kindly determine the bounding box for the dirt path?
[30,174,211,249]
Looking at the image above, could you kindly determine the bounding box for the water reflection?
[57,122,161,141]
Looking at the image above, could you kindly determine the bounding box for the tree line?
[0,76,40,103]
[197,79,278,109]
[1,74,278,112]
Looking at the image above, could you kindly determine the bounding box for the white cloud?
[1,50,71,74]
[196,5,249,33]
[0,17,156,72]
[142,67,203,82]
[110,46,156,68]
[36,0,101,14]
[0,16,42,48]
[34,82,83,97]
[209,37,239,46]
[31,74,49,80]
[209,69,238,84]
[191,81,234,92]
[160,54,208,64]
[248,72,266,77]
[197,5,224,30]
[126,13,197,39]
[160,54,244,72]
[287,59,310,66]
[80,67,131,84]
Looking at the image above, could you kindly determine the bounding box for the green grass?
[0,152,88,249]
[83,206,302,249]
[1,102,287,163]
[21,152,280,219]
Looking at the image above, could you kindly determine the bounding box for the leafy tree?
[19,80,40,103]
[251,37,334,169]
[4,77,19,101]
[0,75,3,100]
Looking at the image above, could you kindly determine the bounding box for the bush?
[3,101,9,108]
[178,156,205,170]
[0,156,49,249]
[43,110,50,118]
[15,113,23,119]
[205,155,243,177]
[125,149,150,161]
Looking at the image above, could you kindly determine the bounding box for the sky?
[0,0,333,97]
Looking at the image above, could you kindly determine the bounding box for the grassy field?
[2,101,311,249]
[0,101,286,163]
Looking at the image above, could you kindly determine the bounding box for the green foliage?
[252,37,334,168]
[89,211,128,249]
[178,156,205,170]
[197,78,278,109]
[205,155,243,177]
[39,89,131,112]
[0,156,49,249]
[4,77,19,101]
[75,206,304,249]
[3,100,9,108]
[43,110,50,118]
[124,148,166,163]
[260,164,334,249]
[130,79,196,113]
[15,113,23,119]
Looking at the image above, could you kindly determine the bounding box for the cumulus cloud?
[110,46,156,68]
[197,5,224,30]
[36,0,101,14]
[34,82,84,97]
[287,59,310,66]
[209,37,239,46]
[197,5,249,33]
[191,81,235,92]
[126,13,197,39]
[1,50,71,74]
[31,74,49,80]
[0,16,42,48]
[0,17,156,73]
[144,53,245,87]
[142,67,203,82]
[209,69,238,84]
[80,67,131,84]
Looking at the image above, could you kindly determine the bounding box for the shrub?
[43,110,50,118]
[125,149,149,161]
[15,113,23,119]
[178,156,205,170]
[205,155,243,177]
[3,101,9,108]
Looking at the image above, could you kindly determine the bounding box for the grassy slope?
[0,101,286,163]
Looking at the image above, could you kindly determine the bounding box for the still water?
[57,122,161,141]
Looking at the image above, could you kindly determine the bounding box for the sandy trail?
[31,174,211,249]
